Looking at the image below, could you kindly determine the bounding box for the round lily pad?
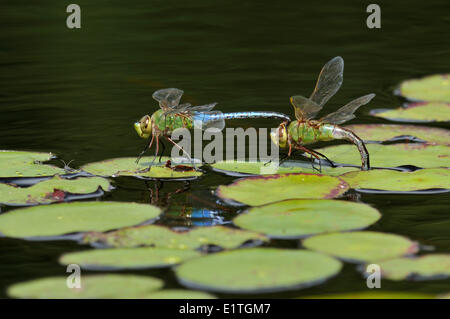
[345,124,450,145]
[303,231,418,263]
[81,156,202,180]
[398,74,450,102]
[7,274,163,299]
[0,176,111,206]
[0,201,161,238]
[233,200,380,239]
[375,254,450,281]
[0,150,66,178]
[301,292,433,299]
[340,168,450,192]
[315,143,450,169]
[59,247,201,270]
[176,248,342,293]
[143,289,216,299]
[216,173,349,206]
[83,225,267,250]
[370,102,450,123]
[211,160,357,176]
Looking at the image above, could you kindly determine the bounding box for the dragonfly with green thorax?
[134,88,290,169]
[269,56,375,170]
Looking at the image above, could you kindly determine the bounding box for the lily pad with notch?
[0,201,161,239]
[0,175,112,206]
[59,247,202,270]
[233,200,380,239]
[397,74,450,103]
[302,231,418,263]
[81,156,202,180]
[340,168,450,193]
[370,102,450,123]
[216,173,349,206]
[175,248,342,294]
[7,274,163,299]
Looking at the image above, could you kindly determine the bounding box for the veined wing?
[152,88,184,110]
[309,56,344,108]
[320,93,375,125]
[290,95,323,121]
[188,103,218,112]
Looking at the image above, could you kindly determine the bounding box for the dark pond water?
[0,0,449,298]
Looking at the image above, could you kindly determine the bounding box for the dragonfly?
[134,88,291,169]
[269,56,375,171]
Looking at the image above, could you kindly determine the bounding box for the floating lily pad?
[301,292,433,299]
[233,200,380,239]
[398,74,450,102]
[211,160,358,176]
[375,254,450,281]
[303,231,418,263]
[176,248,342,293]
[7,274,163,299]
[216,173,349,206]
[370,102,450,123]
[437,292,450,299]
[316,143,450,169]
[0,176,111,206]
[143,289,216,299]
[345,124,450,145]
[60,247,201,270]
[340,168,450,192]
[83,225,267,250]
[0,202,161,238]
[0,150,66,178]
[81,156,202,180]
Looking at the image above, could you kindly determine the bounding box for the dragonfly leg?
[165,137,197,170]
[158,139,166,163]
[294,145,322,172]
[136,134,155,164]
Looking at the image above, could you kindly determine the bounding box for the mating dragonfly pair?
[134,56,375,171]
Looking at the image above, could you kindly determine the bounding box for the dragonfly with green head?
[134,88,291,169]
[270,56,375,170]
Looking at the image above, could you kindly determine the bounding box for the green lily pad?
[316,143,450,169]
[345,124,450,145]
[0,150,66,178]
[216,173,349,206]
[0,175,111,206]
[301,292,433,299]
[340,168,450,192]
[211,160,358,176]
[81,156,202,180]
[437,293,450,299]
[303,231,418,263]
[233,200,380,239]
[398,74,450,102]
[370,102,450,123]
[143,289,216,299]
[376,254,450,281]
[176,248,342,293]
[60,247,201,270]
[83,225,267,250]
[7,274,163,299]
[0,201,161,238]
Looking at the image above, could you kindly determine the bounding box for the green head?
[270,123,288,148]
[134,115,152,139]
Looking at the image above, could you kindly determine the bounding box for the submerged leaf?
[370,102,450,123]
[303,231,418,263]
[233,200,380,239]
[176,248,342,293]
[81,156,202,180]
[0,176,111,205]
[398,74,450,103]
[59,247,201,270]
[341,168,450,192]
[216,173,349,206]
[7,274,163,299]
[0,201,161,238]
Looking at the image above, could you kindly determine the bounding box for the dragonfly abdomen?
[221,111,291,121]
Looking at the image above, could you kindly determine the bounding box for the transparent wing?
[309,56,344,107]
[321,93,375,125]
[152,88,184,109]
[188,103,218,112]
[290,95,323,121]
[192,111,225,131]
